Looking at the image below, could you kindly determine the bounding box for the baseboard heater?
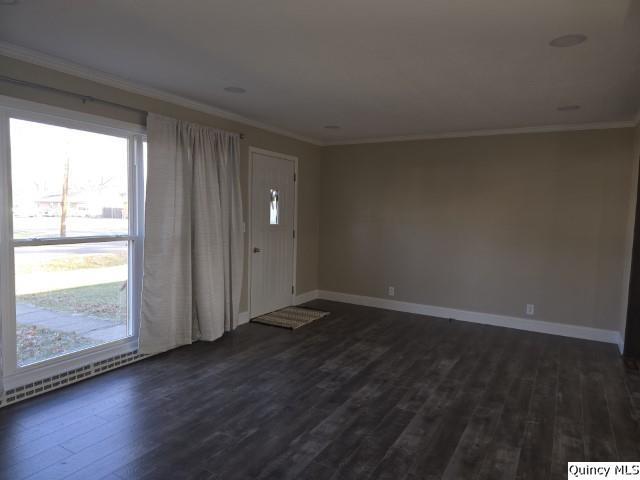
[0,350,146,409]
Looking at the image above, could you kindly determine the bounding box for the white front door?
[250,150,296,318]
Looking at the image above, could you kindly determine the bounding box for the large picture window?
[0,98,145,381]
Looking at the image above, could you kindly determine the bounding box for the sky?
[10,118,129,209]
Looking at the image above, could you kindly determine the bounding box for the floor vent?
[0,350,146,409]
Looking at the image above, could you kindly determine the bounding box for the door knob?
[253,247,261,253]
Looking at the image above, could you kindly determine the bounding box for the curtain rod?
[0,75,245,139]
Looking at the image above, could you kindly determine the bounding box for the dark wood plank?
[369,322,494,480]
[513,336,560,480]
[580,339,619,461]
[595,342,640,461]
[439,328,530,480]
[550,337,585,479]
[0,300,636,480]
[406,326,509,479]
[475,333,544,480]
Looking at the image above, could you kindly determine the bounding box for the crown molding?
[323,120,637,146]
[0,41,323,146]
[1,41,637,148]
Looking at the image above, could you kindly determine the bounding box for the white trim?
[616,333,625,355]
[130,134,146,341]
[248,146,300,163]
[247,152,254,317]
[3,42,638,148]
[0,41,322,146]
[0,93,145,135]
[0,97,146,384]
[13,235,132,247]
[294,290,320,305]
[238,311,250,325]
[0,109,16,380]
[247,147,299,318]
[323,121,637,146]
[317,290,621,345]
[293,156,299,304]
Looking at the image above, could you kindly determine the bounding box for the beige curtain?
[139,113,244,355]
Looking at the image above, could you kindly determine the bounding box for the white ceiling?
[1,0,639,144]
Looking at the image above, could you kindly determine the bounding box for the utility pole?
[60,153,70,237]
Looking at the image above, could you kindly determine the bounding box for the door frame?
[247,147,298,318]
[624,150,640,358]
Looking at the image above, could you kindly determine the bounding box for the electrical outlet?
[526,304,535,316]
[388,286,395,297]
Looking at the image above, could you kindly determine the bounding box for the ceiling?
[1,0,639,144]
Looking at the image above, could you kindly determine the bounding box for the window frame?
[0,95,146,388]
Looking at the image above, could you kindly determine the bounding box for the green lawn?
[18,282,127,323]
[17,253,127,274]
[39,253,127,272]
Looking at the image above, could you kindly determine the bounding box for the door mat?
[251,306,329,330]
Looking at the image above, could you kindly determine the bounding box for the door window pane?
[15,241,129,366]
[269,188,279,225]
[10,118,129,239]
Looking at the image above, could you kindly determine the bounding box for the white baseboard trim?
[238,311,250,325]
[317,290,621,345]
[294,290,320,305]
[616,333,625,355]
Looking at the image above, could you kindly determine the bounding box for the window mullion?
[12,235,134,248]
[128,134,145,340]
[0,110,18,376]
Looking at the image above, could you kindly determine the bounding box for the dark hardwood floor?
[1,300,639,479]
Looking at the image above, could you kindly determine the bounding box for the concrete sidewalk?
[16,302,128,343]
